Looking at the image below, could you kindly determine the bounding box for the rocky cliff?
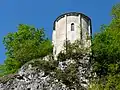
[0,55,91,90]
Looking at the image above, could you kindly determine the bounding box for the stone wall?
[52,12,92,56]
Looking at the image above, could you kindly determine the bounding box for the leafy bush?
[90,3,120,90]
[0,24,53,76]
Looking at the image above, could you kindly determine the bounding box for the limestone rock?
[0,54,91,90]
[0,60,68,90]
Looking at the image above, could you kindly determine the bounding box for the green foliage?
[111,3,120,19]
[89,80,105,90]
[0,24,52,76]
[89,74,120,90]
[55,63,80,89]
[31,58,58,75]
[31,40,88,89]
[31,57,79,88]
[91,3,120,89]
[0,74,18,84]
[92,2,120,76]
[1,3,120,90]
[56,40,89,89]
[58,40,90,62]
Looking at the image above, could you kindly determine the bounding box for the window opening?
[71,23,74,31]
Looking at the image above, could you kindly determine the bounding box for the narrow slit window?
[71,23,74,31]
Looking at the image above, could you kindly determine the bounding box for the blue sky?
[0,0,119,63]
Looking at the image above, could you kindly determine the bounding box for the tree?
[91,3,120,89]
[0,24,52,76]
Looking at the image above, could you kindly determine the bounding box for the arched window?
[71,23,74,31]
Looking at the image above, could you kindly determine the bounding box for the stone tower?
[52,12,92,56]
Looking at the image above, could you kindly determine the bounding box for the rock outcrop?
[0,59,69,90]
[0,55,91,90]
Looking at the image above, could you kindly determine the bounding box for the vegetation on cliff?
[0,2,120,90]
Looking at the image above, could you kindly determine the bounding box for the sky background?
[0,0,119,64]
